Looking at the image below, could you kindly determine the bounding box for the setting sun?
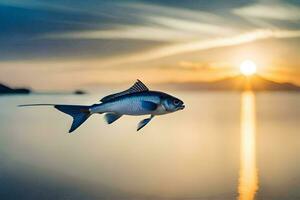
[240,60,257,76]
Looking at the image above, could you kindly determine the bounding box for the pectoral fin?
[104,113,122,124]
[141,101,158,111]
[137,115,154,131]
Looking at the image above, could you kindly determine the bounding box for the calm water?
[0,91,299,200]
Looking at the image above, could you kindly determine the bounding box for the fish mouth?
[177,104,185,110]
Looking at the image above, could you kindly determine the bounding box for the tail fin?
[19,104,91,133]
[54,105,91,133]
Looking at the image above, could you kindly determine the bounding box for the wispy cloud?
[0,0,117,18]
[39,1,300,67]
[44,2,235,42]
[233,1,300,21]
[87,29,300,68]
[45,25,196,42]
[47,15,235,42]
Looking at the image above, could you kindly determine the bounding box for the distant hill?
[162,75,300,91]
[0,83,87,95]
[0,83,31,94]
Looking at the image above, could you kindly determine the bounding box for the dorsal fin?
[100,79,149,102]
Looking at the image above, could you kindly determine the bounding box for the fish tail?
[54,105,91,133]
[19,104,92,133]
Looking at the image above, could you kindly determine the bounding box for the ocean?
[0,91,299,200]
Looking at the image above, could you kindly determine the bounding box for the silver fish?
[20,80,185,133]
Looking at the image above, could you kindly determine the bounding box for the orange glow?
[238,91,259,200]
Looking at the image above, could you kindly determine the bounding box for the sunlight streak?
[238,91,259,200]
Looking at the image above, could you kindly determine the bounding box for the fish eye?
[173,100,180,105]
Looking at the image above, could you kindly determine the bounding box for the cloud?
[178,61,212,71]
[149,16,235,35]
[44,19,234,42]
[44,2,235,42]
[38,1,300,67]
[0,0,119,18]
[41,28,300,70]
[233,1,300,21]
[44,25,196,42]
[91,29,300,67]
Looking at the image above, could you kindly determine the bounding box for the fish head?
[162,95,185,112]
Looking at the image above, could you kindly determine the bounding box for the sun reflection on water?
[238,91,259,200]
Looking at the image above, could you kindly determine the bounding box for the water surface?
[0,91,299,200]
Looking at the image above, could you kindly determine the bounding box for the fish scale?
[91,94,161,115]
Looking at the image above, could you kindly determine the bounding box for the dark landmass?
[161,75,300,91]
[74,90,87,95]
[0,83,31,94]
[0,83,87,95]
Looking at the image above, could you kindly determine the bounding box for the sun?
[240,60,257,76]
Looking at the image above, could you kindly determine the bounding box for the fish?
[19,80,185,133]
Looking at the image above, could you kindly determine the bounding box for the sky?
[0,0,300,90]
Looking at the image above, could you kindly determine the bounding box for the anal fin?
[104,113,122,124]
